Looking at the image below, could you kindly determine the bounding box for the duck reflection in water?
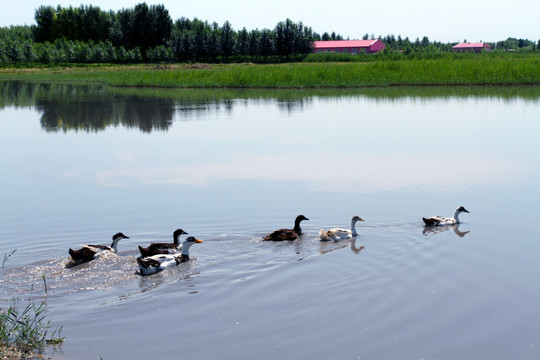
[422,223,470,238]
[137,266,200,293]
[319,236,365,255]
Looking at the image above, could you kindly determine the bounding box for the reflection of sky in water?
[1,91,539,231]
[49,96,538,193]
[91,153,531,193]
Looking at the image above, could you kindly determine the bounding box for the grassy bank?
[1,55,539,88]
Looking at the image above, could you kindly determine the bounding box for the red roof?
[452,42,490,49]
[314,40,379,49]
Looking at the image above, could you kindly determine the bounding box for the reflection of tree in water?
[38,88,175,133]
[4,81,539,132]
[0,81,175,133]
[277,97,310,113]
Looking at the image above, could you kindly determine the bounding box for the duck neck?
[181,244,192,256]
[109,239,120,253]
[294,220,303,235]
[453,209,461,224]
[350,219,358,236]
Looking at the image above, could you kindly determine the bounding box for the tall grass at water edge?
[1,300,64,356]
[1,251,64,358]
[1,55,539,88]
[99,58,540,87]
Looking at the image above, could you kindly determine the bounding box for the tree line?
[0,2,537,66]
[1,3,319,65]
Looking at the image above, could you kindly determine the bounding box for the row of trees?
[170,17,315,61]
[0,2,538,66]
[29,3,317,62]
[33,3,172,54]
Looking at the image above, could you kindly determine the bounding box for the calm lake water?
[1,81,539,359]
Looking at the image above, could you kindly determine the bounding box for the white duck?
[423,206,470,226]
[319,215,364,241]
[137,236,203,276]
[68,232,130,265]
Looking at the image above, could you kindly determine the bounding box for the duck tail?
[138,245,151,257]
[423,217,437,226]
[68,248,79,259]
[319,229,330,241]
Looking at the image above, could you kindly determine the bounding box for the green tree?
[249,29,260,57]
[53,6,81,41]
[275,19,295,56]
[220,21,235,59]
[236,27,250,56]
[259,28,274,58]
[33,6,56,43]
[80,5,112,42]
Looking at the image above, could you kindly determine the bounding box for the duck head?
[295,215,309,223]
[180,236,203,256]
[173,228,188,238]
[456,206,470,214]
[352,215,365,223]
[173,228,188,244]
[453,206,470,224]
[110,232,129,250]
[113,232,130,241]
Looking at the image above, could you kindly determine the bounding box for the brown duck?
[68,232,129,265]
[263,215,309,241]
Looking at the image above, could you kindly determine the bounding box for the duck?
[263,215,309,241]
[138,228,188,257]
[68,232,130,265]
[137,236,203,276]
[422,206,470,226]
[319,215,364,241]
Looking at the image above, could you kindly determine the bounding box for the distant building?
[313,40,386,54]
[451,42,491,52]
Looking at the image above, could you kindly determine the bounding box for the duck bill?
[195,239,204,243]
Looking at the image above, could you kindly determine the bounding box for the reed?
[1,253,63,358]
[1,249,16,269]
[1,55,539,88]
[0,300,64,357]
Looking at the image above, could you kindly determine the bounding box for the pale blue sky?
[2,0,539,43]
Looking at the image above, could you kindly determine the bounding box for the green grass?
[1,54,539,88]
[0,300,64,357]
[1,252,64,358]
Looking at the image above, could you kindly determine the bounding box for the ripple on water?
[1,254,140,302]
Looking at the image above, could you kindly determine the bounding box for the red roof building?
[313,40,386,54]
[452,42,491,52]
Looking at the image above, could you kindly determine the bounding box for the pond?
[1,81,539,359]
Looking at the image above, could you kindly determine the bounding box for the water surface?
[1,82,539,359]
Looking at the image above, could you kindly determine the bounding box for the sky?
[1,0,539,43]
